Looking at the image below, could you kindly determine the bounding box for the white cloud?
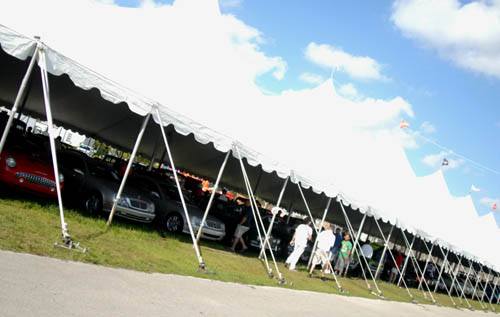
[338,83,359,98]
[299,72,325,85]
[420,121,436,134]
[95,0,115,4]
[392,0,500,78]
[422,151,464,170]
[305,42,384,81]
[480,197,499,209]
[219,0,243,9]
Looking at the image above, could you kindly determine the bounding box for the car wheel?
[84,192,103,215]
[164,212,184,234]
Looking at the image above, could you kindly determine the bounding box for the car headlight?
[147,203,155,213]
[6,157,16,168]
[191,216,201,227]
[59,173,64,182]
[116,196,129,207]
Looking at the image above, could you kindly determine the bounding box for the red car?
[0,132,64,199]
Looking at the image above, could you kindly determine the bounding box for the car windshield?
[88,162,120,181]
[159,182,192,203]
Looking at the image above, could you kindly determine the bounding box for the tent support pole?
[147,134,162,171]
[400,231,436,303]
[39,47,85,252]
[489,278,498,309]
[258,177,289,259]
[373,218,414,301]
[479,266,494,310]
[0,44,40,155]
[470,267,484,306]
[154,108,205,269]
[339,204,382,296]
[459,260,473,300]
[297,183,318,236]
[434,247,450,293]
[397,235,414,288]
[374,223,394,280]
[235,146,283,283]
[306,197,331,269]
[418,241,435,291]
[421,242,457,306]
[306,198,343,292]
[443,251,472,308]
[195,151,231,242]
[106,112,151,227]
[338,204,371,291]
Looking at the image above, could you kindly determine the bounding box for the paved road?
[0,251,496,317]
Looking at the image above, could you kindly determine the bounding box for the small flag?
[470,185,480,193]
[442,158,449,166]
[400,119,410,129]
[493,203,497,211]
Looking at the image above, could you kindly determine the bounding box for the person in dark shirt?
[230,200,254,252]
[330,227,343,265]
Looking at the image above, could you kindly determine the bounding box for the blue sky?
[115,0,499,224]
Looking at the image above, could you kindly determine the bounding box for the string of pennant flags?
[400,119,498,211]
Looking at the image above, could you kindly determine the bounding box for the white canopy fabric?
[0,0,498,270]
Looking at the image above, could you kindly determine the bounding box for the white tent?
[0,0,498,274]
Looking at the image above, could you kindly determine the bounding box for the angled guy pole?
[397,235,415,288]
[259,176,289,259]
[418,241,435,291]
[0,44,40,155]
[422,241,457,306]
[373,218,415,301]
[154,108,205,269]
[195,150,231,242]
[106,111,151,226]
[235,145,283,282]
[374,223,394,280]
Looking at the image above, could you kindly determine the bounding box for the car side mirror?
[73,168,84,176]
[151,191,160,199]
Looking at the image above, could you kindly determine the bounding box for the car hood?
[1,149,56,180]
[88,176,153,203]
[165,199,222,223]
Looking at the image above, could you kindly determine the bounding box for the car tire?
[162,212,184,234]
[84,192,103,216]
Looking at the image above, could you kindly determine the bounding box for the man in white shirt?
[309,222,336,275]
[285,220,313,271]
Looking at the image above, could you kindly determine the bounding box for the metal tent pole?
[374,223,394,280]
[195,151,231,242]
[397,235,414,288]
[488,278,498,307]
[106,112,151,227]
[478,266,494,310]
[39,47,84,251]
[339,205,383,296]
[400,231,436,303]
[236,146,283,282]
[297,183,319,235]
[459,261,474,300]
[307,198,332,269]
[307,197,332,270]
[470,266,486,309]
[421,241,456,306]
[0,44,40,155]
[259,177,289,259]
[154,108,205,269]
[418,241,435,291]
[444,253,472,308]
[434,247,450,293]
[373,218,414,301]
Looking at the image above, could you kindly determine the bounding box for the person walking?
[230,200,253,252]
[334,232,353,277]
[309,222,336,276]
[330,227,343,266]
[285,220,313,271]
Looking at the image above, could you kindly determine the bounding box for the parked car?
[0,126,64,198]
[58,150,155,223]
[128,174,226,241]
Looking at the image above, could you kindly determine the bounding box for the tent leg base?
[54,236,87,253]
[277,277,286,285]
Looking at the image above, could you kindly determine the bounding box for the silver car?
[129,175,225,241]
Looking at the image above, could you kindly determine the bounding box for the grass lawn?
[0,196,496,312]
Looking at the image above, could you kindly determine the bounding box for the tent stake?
[0,44,39,155]
[154,108,206,269]
[195,150,231,243]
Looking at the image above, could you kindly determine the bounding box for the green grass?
[0,196,496,312]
